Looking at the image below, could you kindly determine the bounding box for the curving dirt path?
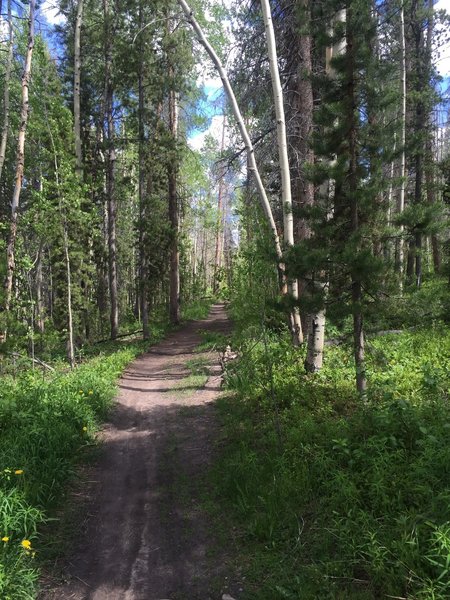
[41,303,238,600]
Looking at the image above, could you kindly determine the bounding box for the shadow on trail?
[40,303,237,600]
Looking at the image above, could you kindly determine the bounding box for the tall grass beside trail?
[0,296,215,599]
[212,325,450,599]
[0,348,140,598]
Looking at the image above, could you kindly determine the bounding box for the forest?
[0,0,450,598]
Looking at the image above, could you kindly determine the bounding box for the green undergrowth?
[0,347,140,598]
[0,296,215,598]
[211,325,450,599]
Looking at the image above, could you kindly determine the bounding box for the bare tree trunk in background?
[103,0,119,339]
[45,106,75,369]
[213,116,226,295]
[74,0,83,178]
[35,242,45,334]
[138,2,150,339]
[168,87,180,325]
[0,0,13,182]
[425,0,440,274]
[347,6,367,398]
[261,0,303,345]
[396,3,407,282]
[3,0,35,329]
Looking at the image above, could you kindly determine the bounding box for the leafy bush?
[0,347,138,599]
[212,325,450,599]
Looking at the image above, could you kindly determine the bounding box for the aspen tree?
[260,0,303,345]
[0,0,13,182]
[3,0,35,327]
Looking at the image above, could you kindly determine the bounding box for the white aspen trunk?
[177,0,283,265]
[260,0,303,345]
[213,116,226,295]
[168,87,181,325]
[305,8,345,373]
[396,4,407,281]
[74,0,83,177]
[3,0,35,324]
[0,0,13,182]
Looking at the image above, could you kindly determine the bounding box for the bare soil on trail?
[40,303,239,600]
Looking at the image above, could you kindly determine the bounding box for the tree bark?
[74,0,84,178]
[168,87,180,325]
[35,242,45,334]
[347,6,367,397]
[0,0,13,183]
[103,0,119,339]
[138,2,150,339]
[177,0,283,266]
[261,0,303,345]
[213,116,226,295]
[396,3,407,282]
[3,0,35,325]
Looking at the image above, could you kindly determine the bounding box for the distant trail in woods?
[40,304,238,600]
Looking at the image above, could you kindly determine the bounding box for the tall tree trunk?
[74,0,84,178]
[177,0,284,269]
[138,2,150,339]
[347,6,367,397]
[168,86,180,325]
[261,0,303,345]
[0,0,13,182]
[3,0,35,326]
[45,103,75,368]
[35,242,44,335]
[396,3,407,281]
[103,0,119,339]
[213,116,226,295]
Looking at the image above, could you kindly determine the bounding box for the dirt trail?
[41,303,237,600]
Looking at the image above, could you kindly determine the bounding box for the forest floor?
[39,303,239,600]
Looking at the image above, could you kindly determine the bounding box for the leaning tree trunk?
[177,0,283,266]
[0,0,13,183]
[261,0,303,345]
[3,0,35,327]
[103,0,119,339]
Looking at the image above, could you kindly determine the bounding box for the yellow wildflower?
[2,537,9,543]
[88,390,93,395]
[82,426,88,432]
[14,470,23,475]
[79,390,83,394]
[21,540,31,551]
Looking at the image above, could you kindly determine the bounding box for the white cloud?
[188,114,228,151]
[40,0,66,26]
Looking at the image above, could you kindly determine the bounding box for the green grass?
[0,297,215,598]
[173,356,211,398]
[208,324,450,599]
[0,346,141,598]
